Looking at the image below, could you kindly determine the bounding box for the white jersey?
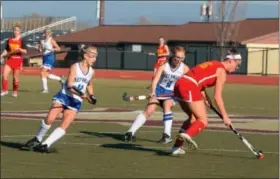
[158,62,185,91]
[61,63,93,102]
[41,37,53,55]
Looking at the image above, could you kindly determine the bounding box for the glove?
[89,95,97,105]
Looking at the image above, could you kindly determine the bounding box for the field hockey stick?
[204,92,264,159]
[26,44,39,49]
[122,92,173,102]
[69,86,96,105]
[1,50,23,63]
[209,105,264,159]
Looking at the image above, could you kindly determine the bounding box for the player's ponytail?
[79,44,97,61]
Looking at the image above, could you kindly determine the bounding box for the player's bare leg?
[125,97,159,142]
[179,101,196,133]
[1,64,11,96]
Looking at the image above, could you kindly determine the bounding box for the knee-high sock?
[185,120,205,137]
[42,127,65,147]
[179,119,192,133]
[35,120,51,142]
[2,78,8,92]
[42,77,48,91]
[163,112,173,137]
[174,120,206,148]
[13,79,19,92]
[127,113,146,135]
[48,74,61,81]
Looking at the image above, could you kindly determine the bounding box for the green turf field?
[1,120,279,178]
[0,76,278,116]
[0,76,279,178]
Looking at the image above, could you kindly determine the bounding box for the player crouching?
[171,51,242,155]
[21,45,98,153]
[124,46,189,144]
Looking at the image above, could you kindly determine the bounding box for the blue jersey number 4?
[166,80,173,88]
[76,84,84,91]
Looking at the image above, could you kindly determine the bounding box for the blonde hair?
[44,28,52,35]
[13,24,21,30]
[171,46,185,55]
[79,44,97,60]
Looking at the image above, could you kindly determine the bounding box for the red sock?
[181,119,192,131]
[185,120,205,137]
[13,80,19,92]
[2,79,8,92]
[173,136,185,148]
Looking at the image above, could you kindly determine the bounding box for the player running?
[1,25,27,97]
[124,46,189,144]
[21,45,98,153]
[39,28,64,93]
[171,51,242,155]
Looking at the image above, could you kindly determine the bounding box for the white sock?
[48,74,61,81]
[163,112,173,137]
[42,127,65,147]
[42,78,48,91]
[35,120,51,142]
[128,112,146,135]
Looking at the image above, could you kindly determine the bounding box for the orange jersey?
[186,60,226,90]
[157,45,167,57]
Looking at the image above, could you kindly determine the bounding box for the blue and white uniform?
[156,62,185,100]
[53,63,93,111]
[41,37,55,70]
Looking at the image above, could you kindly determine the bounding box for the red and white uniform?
[153,45,168,69]
[5,37,26,70]
[174,60,226,102]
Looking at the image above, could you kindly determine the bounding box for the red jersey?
[6,37,25,59]
[157,45,167,57]
[186,60,226,90]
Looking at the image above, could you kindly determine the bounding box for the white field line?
[0,116,278,135]
[1,100,277,111]
[1,110,277,118]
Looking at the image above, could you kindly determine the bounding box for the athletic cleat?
[171,147,186,155]
[124,132,136,142]
[20,137,41,151]
[33,144,55,153]
[157,133,172,144]
[1,91,8,96]
[178,133,198,150]
[41,90,49,93]
[11,92,18,97]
